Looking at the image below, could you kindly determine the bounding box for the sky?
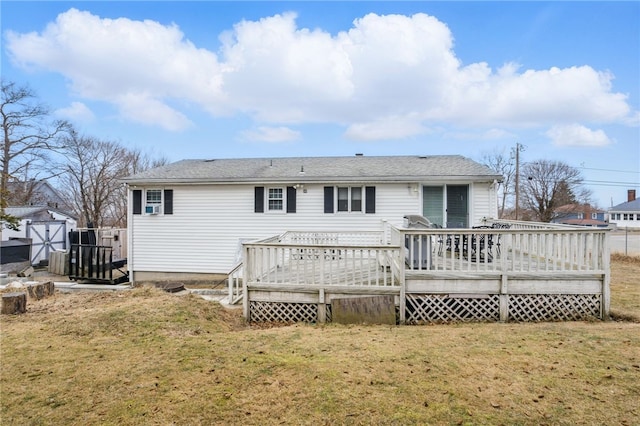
[2,1,639,208]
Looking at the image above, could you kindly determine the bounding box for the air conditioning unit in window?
[145,205,161,215]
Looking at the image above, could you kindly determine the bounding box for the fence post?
[317,288,326,323]
[499,233,511,322]
[243,245,251,320]
[602,232,611,320]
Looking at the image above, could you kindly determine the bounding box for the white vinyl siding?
[130,181,498,274]
[471,182,495,224]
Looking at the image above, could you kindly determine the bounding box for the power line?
[582,181,640,188]
[577,166,639,174]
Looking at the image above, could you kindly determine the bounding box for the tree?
[59,130,168,228]
[521,159,591,222]
[1,79,70,230]
[480,148,516,218]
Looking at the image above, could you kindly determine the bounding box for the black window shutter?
[286,186,297,213]
[133,190,142,215]
[365,186,376,214]
[254,187,264,213]
[164,189,173,215]
[324,186,334,213]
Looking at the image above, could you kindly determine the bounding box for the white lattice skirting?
[405,294,602,324]
[507,294,601,322]
[250,294,602,324]
[249,301,321,323]
[405,294,501,324]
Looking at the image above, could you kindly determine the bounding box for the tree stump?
[26,281,55,300]
[1,292,27,315]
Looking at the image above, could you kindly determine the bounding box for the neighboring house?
[609,190,640,229]
[551,203,608,227]
[1,206,78,265]
[123,155,502,282]
[6,180,69,210]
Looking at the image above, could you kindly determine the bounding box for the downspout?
[126,183,134,284]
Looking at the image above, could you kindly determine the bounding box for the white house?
[609,190,640,229]
[122,155,502,282]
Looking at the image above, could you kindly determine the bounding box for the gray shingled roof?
[123,155,502,185]
[609,198,640,212]
[5,206,77,219]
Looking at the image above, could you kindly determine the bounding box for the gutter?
[121,174,503,186]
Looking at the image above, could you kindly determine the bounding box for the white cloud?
[55,101,95,122]
[345,116,428,141]
[446,128,515,140]
[241,126,301,143]
[546,123,613,147]
[6,8,219,129]
[116,94,192,131]
[5,9,637,138]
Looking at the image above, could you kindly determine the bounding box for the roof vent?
[355,153,363,156]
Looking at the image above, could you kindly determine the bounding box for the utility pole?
[512,143,524,221]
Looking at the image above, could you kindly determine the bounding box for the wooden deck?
[239,222,610,324]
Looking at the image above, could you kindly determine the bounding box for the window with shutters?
[255,186,296,214]
[325,186,374,213]
[133,189,173,215]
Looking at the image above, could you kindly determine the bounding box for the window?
[337,187,349,211]
[577,213,584,219]
[591,213,598,220]
[637,214,640,221]
[133,189,173,215]
[255,186,296,213]
[268,188,284,211]
[145,189,162,214]
[351,187,362,212]
[623,214,629,220]
[324,186,375,214]
[146,189,162,205]
[336,187,362,212]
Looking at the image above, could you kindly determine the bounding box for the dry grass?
[610,254,640,322]
[1,259,639,425]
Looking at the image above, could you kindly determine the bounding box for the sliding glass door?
[422,185,468,228]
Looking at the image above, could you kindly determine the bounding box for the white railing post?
[243,245,251,319]
[602,231,611,319]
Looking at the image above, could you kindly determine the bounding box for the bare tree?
[59,131,132,227]
[1,79,70,229]
[480,148,515,218]
[521,159,591,222]
[59,131,169,228]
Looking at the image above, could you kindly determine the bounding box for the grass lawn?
[1,256,639,425]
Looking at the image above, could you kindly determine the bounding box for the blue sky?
[2,1,639,208]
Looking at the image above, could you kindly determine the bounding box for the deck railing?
[242,225,610,322]
[480,218,584,231]
[68,244,129,284]
[279,231,384,246]
[227,262,243,304]
[244,232,401,288]
[396,225,609,274]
